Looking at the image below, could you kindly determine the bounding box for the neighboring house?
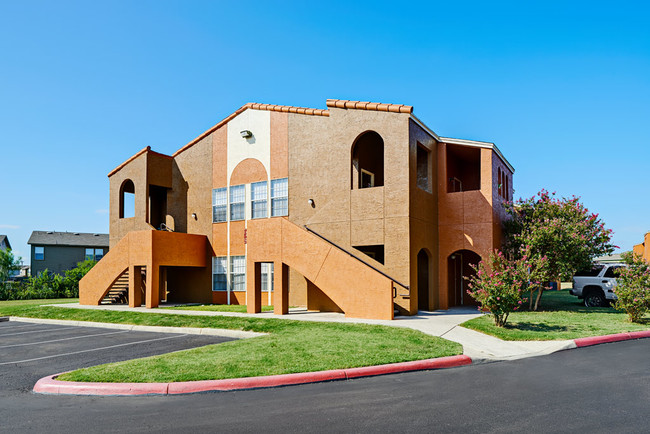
[633,232,650,263]
[28,231,109,276]
[0,235,11,251]
[80,99,514,320]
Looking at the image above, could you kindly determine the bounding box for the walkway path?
[49,303,576,361]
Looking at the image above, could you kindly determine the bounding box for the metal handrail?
[303,225,410,291]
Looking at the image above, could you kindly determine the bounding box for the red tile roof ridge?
[326,99,413,114]
[172,102,329,157]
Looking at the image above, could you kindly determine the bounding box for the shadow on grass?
[531,290,622,315]
[505,322,570,332]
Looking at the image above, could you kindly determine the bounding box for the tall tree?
[504,190,615,310]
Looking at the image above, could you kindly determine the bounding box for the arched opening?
[119,179,135,219]
[417,249,431,311]
[351,131,384,189]
[447,250,481,307]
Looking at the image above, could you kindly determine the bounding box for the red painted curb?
[33,355,472,396]
[574,330,650,348]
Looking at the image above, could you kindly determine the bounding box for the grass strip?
[462,290,650,341]
[0,299,462,383]
[163,304,274,312]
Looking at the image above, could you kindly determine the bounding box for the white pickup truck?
[570,263,626,307]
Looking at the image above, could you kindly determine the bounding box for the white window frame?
[271,178,288,217]
[360,169,375,188]
[212,187,228,223]
[230,255,246,292]
[251,181,268,219]
[229,185,245,221]
[212,256,228,291]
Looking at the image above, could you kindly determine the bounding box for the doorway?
[417,249,430,311]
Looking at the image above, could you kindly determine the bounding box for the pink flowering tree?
[467,250,549,327]
[504,189,615,310]
[613,252,650,323]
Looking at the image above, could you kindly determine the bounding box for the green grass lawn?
[163,304,274,312]
[0,299,462,383]
[462,289,650,341]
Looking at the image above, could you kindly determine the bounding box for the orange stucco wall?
[100,101,514,320]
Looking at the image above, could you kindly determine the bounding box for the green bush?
[614,252,650,323]
[0,260,96,301]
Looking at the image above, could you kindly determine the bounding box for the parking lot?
[0,319,235,395]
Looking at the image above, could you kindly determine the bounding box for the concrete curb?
[9,317,266,339]
[33,355,472,396]
[573,330,650,348]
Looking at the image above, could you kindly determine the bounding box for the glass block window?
[230,185,245,221]
[251,181,268,219]
[85,248,94,261]
[212,256,227,291]
[95,249,104,260]
[34,246,44,260]
[230,255,246,291]
[271,178,288,217]
[212,187,227,223]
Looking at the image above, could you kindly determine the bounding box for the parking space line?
[0,327,75,337]
[0,334,189,365]
[0,330,131,349]
[0,323,46,331]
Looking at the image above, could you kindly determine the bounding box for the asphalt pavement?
[1,326,648,433]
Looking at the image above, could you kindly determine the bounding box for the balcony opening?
[119,179,135,219]
[148,184,168,230]
[353,244,385,265]
[446,144,480,193]
[352,131,384,189]
[416,143,431,192]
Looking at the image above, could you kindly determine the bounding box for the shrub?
[614,252,650,323]
[467,250,548,327]
[0,260,96,301]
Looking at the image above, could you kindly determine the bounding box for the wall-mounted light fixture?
[307,199,315,208]
[191,213,197,220]
[240,130,253,138]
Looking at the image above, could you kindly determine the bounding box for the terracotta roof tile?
[326,99,413,114]
[173,102,329,157]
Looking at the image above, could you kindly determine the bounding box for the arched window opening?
[120,179,135,219]
[351,131,384,189]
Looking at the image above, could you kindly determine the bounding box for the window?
[229,185,245,221]
[95,249,104,260]
[446,144,480,193]
[251,181,268,219]
[360,169,375,188]
[354,245,385,264]
[34,246,44,261]
[351,131,384,189]
[212,188,227,223]
[604,266,622,278]
[575,265,605,277]
[212,256,227,291]
[261,262,274,292]
[85,248,94,261]
[271,178,288,217]
[416,144,431,192]
[119,179,135,219]
[230,255,246,291]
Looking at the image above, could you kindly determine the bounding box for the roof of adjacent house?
[27,231,109,248]
[0,235,10,250]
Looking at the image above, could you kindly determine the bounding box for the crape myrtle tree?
[504,189,615,310]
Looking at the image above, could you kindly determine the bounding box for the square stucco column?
[273,262,289,315]
[145,263,160,308]
[128,265,142,308]
[246,261,262,313]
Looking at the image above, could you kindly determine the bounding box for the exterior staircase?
[100,270,129,304]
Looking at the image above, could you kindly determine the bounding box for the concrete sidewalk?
[49,303,576,361]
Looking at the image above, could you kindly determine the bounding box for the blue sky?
[1,0,649,263]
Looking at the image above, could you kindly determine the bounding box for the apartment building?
[80,99,514,320]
